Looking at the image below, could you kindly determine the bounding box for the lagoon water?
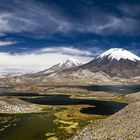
[39,85,140,94]
[21,95,127,115]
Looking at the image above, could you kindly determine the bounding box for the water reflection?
[39,85,140,94]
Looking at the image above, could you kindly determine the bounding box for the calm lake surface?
[39,85,140,94]
[21,95,127,115]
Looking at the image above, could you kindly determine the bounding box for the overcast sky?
[0,0,139,73]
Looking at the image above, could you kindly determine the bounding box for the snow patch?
[98,48,140,61]
[59,58,82,67]
[38,58,82,74]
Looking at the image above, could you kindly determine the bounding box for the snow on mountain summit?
[98,48,140,61]
[59,58,82,67]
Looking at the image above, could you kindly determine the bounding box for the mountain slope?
[73,101,140,140]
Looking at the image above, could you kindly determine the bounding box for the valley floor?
[0,84,139,140]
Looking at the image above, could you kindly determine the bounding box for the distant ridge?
[37,58,82,75]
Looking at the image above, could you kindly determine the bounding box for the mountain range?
[22,48,139,85]
[2,48,140,85]
[41,48,140,77]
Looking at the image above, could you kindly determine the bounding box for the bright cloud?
[0,47,93,73]
[39,47,92,56]
[0,41,17,47]
[0,0,139,37]
[0,1,72,35]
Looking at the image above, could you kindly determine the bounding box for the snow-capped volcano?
[98,48,140,61]
[78,48,140,78]
[37,58,82,75]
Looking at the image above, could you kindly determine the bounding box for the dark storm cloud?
[0,0,139,37]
